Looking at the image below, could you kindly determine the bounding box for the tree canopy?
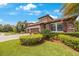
[61,3,79,16]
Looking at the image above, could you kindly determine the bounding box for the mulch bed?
[74,48,79,52]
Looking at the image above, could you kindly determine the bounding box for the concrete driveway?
[0,34,29,42]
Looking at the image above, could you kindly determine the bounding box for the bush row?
[20,34,43,45]
[20,29,55,46]
[53,32,79,37]
[58,34,79,49]
[64,32,79,37]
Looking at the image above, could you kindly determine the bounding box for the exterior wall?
[63,20,75,32]
[40,23,53,31]
[26,15,76,33]
[45,24,52,30]
[26,20,75,33]
[26,25,41,33]
[63,21,67,32]
[39,17,48,23]
[39,16,53,23]
[40,24,46,31]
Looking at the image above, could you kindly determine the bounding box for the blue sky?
[0,3,63,25]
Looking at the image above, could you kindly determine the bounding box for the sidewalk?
[0,34,29,42]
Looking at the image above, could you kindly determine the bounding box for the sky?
[0,3,63,25]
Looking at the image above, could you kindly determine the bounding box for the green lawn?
[0,40,79,56]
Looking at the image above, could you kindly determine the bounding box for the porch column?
[55,23,58,32]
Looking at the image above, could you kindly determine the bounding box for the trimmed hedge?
[53,32,79,37]
[20,34,43,45]
[64,32,79,37]
[58,35,79,49]
[41,29,56,40]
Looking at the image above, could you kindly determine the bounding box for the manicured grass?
[0,40,79,56]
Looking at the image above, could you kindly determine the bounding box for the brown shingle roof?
[38,14,54,20]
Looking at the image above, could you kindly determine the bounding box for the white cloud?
[46,10,61,15]
[28,10,41,15]
[0,19,3,22]
[33,10,41,15]
[49,15,58,19]
[15,4,41,15]
[52,9,62,16]
[16,4,37,11]
[53,9,60,13]
[23,4,36,10]
[15,5,22,10]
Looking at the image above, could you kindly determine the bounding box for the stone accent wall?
[40,24,46,31]
[26,25,41,33]
[63,20,75,32]
[45,24,52,30]
[63,21,68,32]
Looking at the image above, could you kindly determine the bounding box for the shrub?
[53,32,79,37]
[64,32,79,37]
[58,34,79,49]
[40,29,54,40]
[20,34,43,45]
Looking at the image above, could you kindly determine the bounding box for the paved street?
[0,33,29,42]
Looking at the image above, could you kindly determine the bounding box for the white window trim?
[52,22,64,32]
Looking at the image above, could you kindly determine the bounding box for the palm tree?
[61,3,79,16]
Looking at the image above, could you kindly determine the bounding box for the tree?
[12,25,17,33]
[0,24,3,32]
[2,24,13,32]
[22,20,28,32]
[16,20,28,33]
[61,3,79,16]
[16,21,22,32]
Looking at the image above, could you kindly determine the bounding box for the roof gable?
[38,14,54,23]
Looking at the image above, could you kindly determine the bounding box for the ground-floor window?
[51,22,63,32]
[51,23,56,31]
[57,23,64,31]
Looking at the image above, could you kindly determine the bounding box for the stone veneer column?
[40,24,46,31]
[63,21,67,32]
[46,24,52,30]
